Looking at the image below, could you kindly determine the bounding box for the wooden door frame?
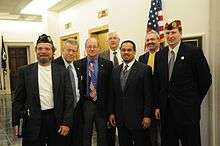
[0,42,33,95]
[88,24,108,36]
[88,25,109,52]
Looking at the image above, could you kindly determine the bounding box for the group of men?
[12,19,212,146]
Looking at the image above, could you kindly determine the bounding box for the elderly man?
[154,20,212,146]
[99,32,122,146]
[139,30,161,146]
[54,39,83,146]
[74,37,113,146]
[139,30,160,73]
[12,34,74,146]
[100,32,122,66]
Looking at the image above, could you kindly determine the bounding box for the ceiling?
[0,0,79,22]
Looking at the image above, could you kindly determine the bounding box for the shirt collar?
[123,59,135,70]
[87,56,98,64]
[110,48,120,55]
[168,42,181,55]
[62,55,73,68]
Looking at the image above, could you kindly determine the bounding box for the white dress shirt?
[110,49,123,65]
[62,57,80,103]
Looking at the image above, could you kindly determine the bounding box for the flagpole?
[0,71,2,90]
[3,70,6,90]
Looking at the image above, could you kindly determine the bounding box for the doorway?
[8,46,28,93]
[89,25,109,52]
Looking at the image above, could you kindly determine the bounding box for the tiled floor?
[0,94,117,146]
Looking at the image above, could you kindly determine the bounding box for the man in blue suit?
[74,37,113,146]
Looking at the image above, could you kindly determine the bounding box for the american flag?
[147,0,165,43]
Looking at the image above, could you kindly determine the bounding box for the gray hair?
[147,30,160,39]
[64,39,79,48]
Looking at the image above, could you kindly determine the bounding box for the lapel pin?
[181,56,184,60]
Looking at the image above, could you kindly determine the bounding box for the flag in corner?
[1,36,7,72]
[147,0,165,43]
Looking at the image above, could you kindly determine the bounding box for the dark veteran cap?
[165,20,182,30]
[37,34,53,45]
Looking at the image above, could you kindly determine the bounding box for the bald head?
[107,32,120,51]
[85,37,100,59]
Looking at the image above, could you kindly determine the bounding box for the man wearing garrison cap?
[154,20,212,146]
[12,34,75,146]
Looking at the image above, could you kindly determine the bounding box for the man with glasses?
[74,37,113,146]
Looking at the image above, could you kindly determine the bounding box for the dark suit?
[99,50,110,60]
[139,52,160,146]
[12,62,74,146]
[53,56,84,146]
[74,57,113,146]
[109,60,152,146]
[100,50,118,146]
[138,52,150,64]
[154,43,212,146]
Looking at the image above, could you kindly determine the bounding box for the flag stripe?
[147,0,165,43]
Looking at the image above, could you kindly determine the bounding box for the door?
[89,25,109,52]
[8,47,28,93]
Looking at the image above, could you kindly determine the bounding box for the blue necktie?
[88,61,97,101]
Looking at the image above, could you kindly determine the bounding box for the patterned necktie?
[168,50,175,80]
[67,65,77,107]
[120,64,129,91]
[88,61,97,101]
[113,51,119,66]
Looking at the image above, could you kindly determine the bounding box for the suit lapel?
[123,61,138,92]
[162,47,169,83]
[107,50,110,60]
[29,63,40,107]
[51,63,60,104]
[145,53,150,63]
[82,58,87,95]
[116,64,124,93]
[170,44,184,81]
[97,57,104,91]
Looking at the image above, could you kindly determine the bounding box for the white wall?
[42,11,60,57]
[0,20,43,42]
[58,0,108,58]
[108,0,147,57]
[108,0,211,145]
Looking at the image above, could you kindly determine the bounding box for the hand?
[14,125,19,136]
[58,125,70,136]
[155,108,160,119]
[109,114,116,127]
[142,117,151,129]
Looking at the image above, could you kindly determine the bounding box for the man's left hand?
[142,117,151,129]
[58,125,70,136]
